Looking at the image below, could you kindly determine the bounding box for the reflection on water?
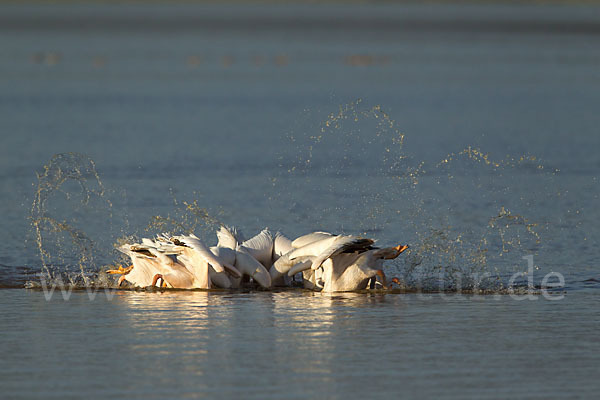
[115,289,400,388]
[113,289,400,395]
[3,289,599,398]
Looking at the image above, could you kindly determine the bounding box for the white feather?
[173,234,225,273]
[216,225,243,249]
[291,231,334,248]
[238,228,274,268]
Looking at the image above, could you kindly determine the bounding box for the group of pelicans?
[107,226,409,292]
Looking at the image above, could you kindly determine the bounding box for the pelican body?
[108,226,408,292]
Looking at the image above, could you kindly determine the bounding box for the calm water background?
[1,2,599,398]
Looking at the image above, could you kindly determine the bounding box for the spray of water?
[30,153,113,285]
[28,101,563,292]
[144,194,223,240]
[273,99,552,291]
[29,154,224,288]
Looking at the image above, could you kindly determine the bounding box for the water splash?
[276,99,426,237]
[30,153,114,285]
[26,101,571,293]
[28,153,226,288]
[144,193,223,240]
[274,99,557,291]
[395,206,544,291]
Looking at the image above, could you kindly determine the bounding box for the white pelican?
[270,233,374,284]
[237,228,274,268]
[110,226,274,289]
[108,226,407,292]
[199,227,277,289]
[167,234,241,289]
[288,245,408,292]
[236,228,294,266]
[108,244,168,287]
[271,231,408,291]
[108,233,241,289]
[290,231,335,248]
[215,224,245,249]
[234,228,295,287]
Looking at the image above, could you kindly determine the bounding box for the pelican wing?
[286,235,338,260]
[173,235,225,273]
[238,228,273,267]
[235,249,271,288]
[291,231,334,248]
[273,232,293,258]
[271,253,313,280]
[216,225,244,249]
[221,262,242,279]
[210,246,236,265]
[209,267,232,288]
[309,236,375,271]
[287,259,314,276]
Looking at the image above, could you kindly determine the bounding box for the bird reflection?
[110,288,395,387]
[115,291,235,358]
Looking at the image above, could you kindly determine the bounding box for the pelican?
[109,226,276,289]
[235,227,298,288]
[271,231,408,292]
[108,226,408,292]
[108,244,168,287]
[235,228,294,287]
[288,245,408,292]
[237,228,294,267]
[270,232,374,284]
[167,234,242,289]
[108,232,241,289]
[210,226,273,288]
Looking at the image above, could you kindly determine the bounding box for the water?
[1,2,599,398]
[2,289,599,399]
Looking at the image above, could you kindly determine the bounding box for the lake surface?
[1,2,599,398]
[2,288,599,399]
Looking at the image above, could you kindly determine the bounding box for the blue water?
[0,2,599,398]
